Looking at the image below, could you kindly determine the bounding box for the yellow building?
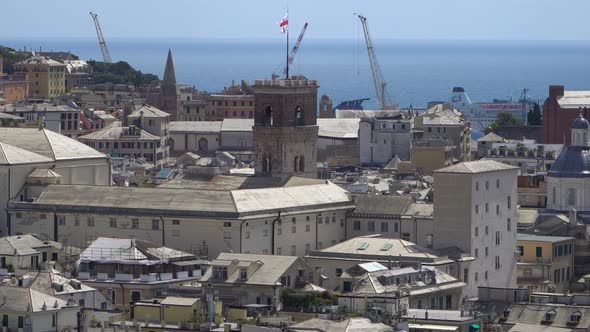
[14,56,66,99]
[516,234,575,293]
[411,140,454,175]
[132,297,202,330]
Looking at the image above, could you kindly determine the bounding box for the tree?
[487,112,522,130]
[527,102,542,125]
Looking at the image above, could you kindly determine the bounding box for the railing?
[253,79,317,87]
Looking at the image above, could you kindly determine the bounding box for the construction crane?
[272,23,309,79]
[90,12,112,63]
[355,14,393,110]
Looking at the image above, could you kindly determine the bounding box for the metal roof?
[548,146,590,178]
[557,90,590,108]
[220,119,254,132]
[0,142,53,165]
[169,121,222,133]
[128,105,170,118]
[317,118,360,139]
[434,160,518,174]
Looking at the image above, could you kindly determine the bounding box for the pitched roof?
[0,234,50,256]
[169,121,222,133]
[434,160,518,174]
[314,236,440,260]
[0,128,106,161]
[78,123,161,141]
[0,142,53,165]
[202,253,303,286]
[478,132,506,142]
[128,105,170,118]
[557,90,590,108]
[350,194,413,216]
[79,237,195,263]
[231,182,353,215]
[0,287,70,313]
[220,119,254,132]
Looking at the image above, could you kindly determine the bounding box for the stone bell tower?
[252,76,319,178]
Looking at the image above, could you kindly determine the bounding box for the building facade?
[433,160,519,298]
[543,85,590,144]
[359,115,411,166]
[13,57,66,99]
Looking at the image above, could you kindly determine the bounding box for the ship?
[449,87,534,133]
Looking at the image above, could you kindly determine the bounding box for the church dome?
[572,113,590,129]
[548,146,590,178]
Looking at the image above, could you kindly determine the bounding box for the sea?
[3,37,590,110]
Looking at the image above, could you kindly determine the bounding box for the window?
[463,268,469,282]
[485,271,488,280]
[381,222,389,233]
[15,212,22,219]
[240,268,247,280]
[507,218,511,231]
[485,247,489,257]
[213,266,228,279]
[305,224,310,232]
[475,227,479,236]
[109,218,117,228]
[476,182,479,191]
[292,226,297,234]
[291,245,297,256]
[402,233,411,241]
[426,234,434,248]
[276,247,282,255]
[318,216,323,224]
[495,231,501,245]
[474,248,479,257]
[87,217,94,227]
[74,216,80,226]
[496,204,500,215]
[485,226,489,235]
[394,222,399,232]
[486,180,489,190]
[485,203,489,213]
[336,268,343,277]
[475,272,478,282]
[263,229,269,237]
[567,188,576,206]
[58,216,65,225]
[508,195,512,209]
[368,221,375,232]
[132,219,139,229]
[475,205,479,214]
[224,222,232,227]
[536,247,542,258]
[496,179,500,188]
[495,256,501,269]
[517,245,524,256]
[172,219,180,225]
[552,187,557,205]
[353,220,361,231]
[152,220,159,230]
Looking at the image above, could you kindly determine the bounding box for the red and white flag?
[279,13,289,34]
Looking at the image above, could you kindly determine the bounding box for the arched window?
[295,106,303,126]
[238,139,247,149]
[198,137,208,152]
[263,156,272,173]
[265,106,273,126]
[294,156,300,172]
[299,155,305,172]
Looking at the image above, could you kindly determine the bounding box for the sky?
[2,0,590,41]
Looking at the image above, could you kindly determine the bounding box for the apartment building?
[13,56,66,99]
[1,101,80,137]
[516,234,575,293]
[433,160,519,298]
[359,114,412,165]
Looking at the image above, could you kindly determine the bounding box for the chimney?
[569,209,578,225]
[549,85,565,99]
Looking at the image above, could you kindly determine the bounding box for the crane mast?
[90,12,112,63]
[355,14,393,110]
[284,23,309,76]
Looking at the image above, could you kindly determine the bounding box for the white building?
[433,160,518,298]
[0,127,110,235]
[359,115,411,166]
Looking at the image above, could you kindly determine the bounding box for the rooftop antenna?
[90,12,112,63]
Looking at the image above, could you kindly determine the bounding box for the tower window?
[264,106,273,126]
[295,106,303,126]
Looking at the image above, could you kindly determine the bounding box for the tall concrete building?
[252,77,319,178]
[14,56,65,99]
[160,49,180,120]
[433,160,518,298]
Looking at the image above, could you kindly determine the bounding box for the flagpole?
[286,15,290,79]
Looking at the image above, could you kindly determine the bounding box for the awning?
[408,323,458,331]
